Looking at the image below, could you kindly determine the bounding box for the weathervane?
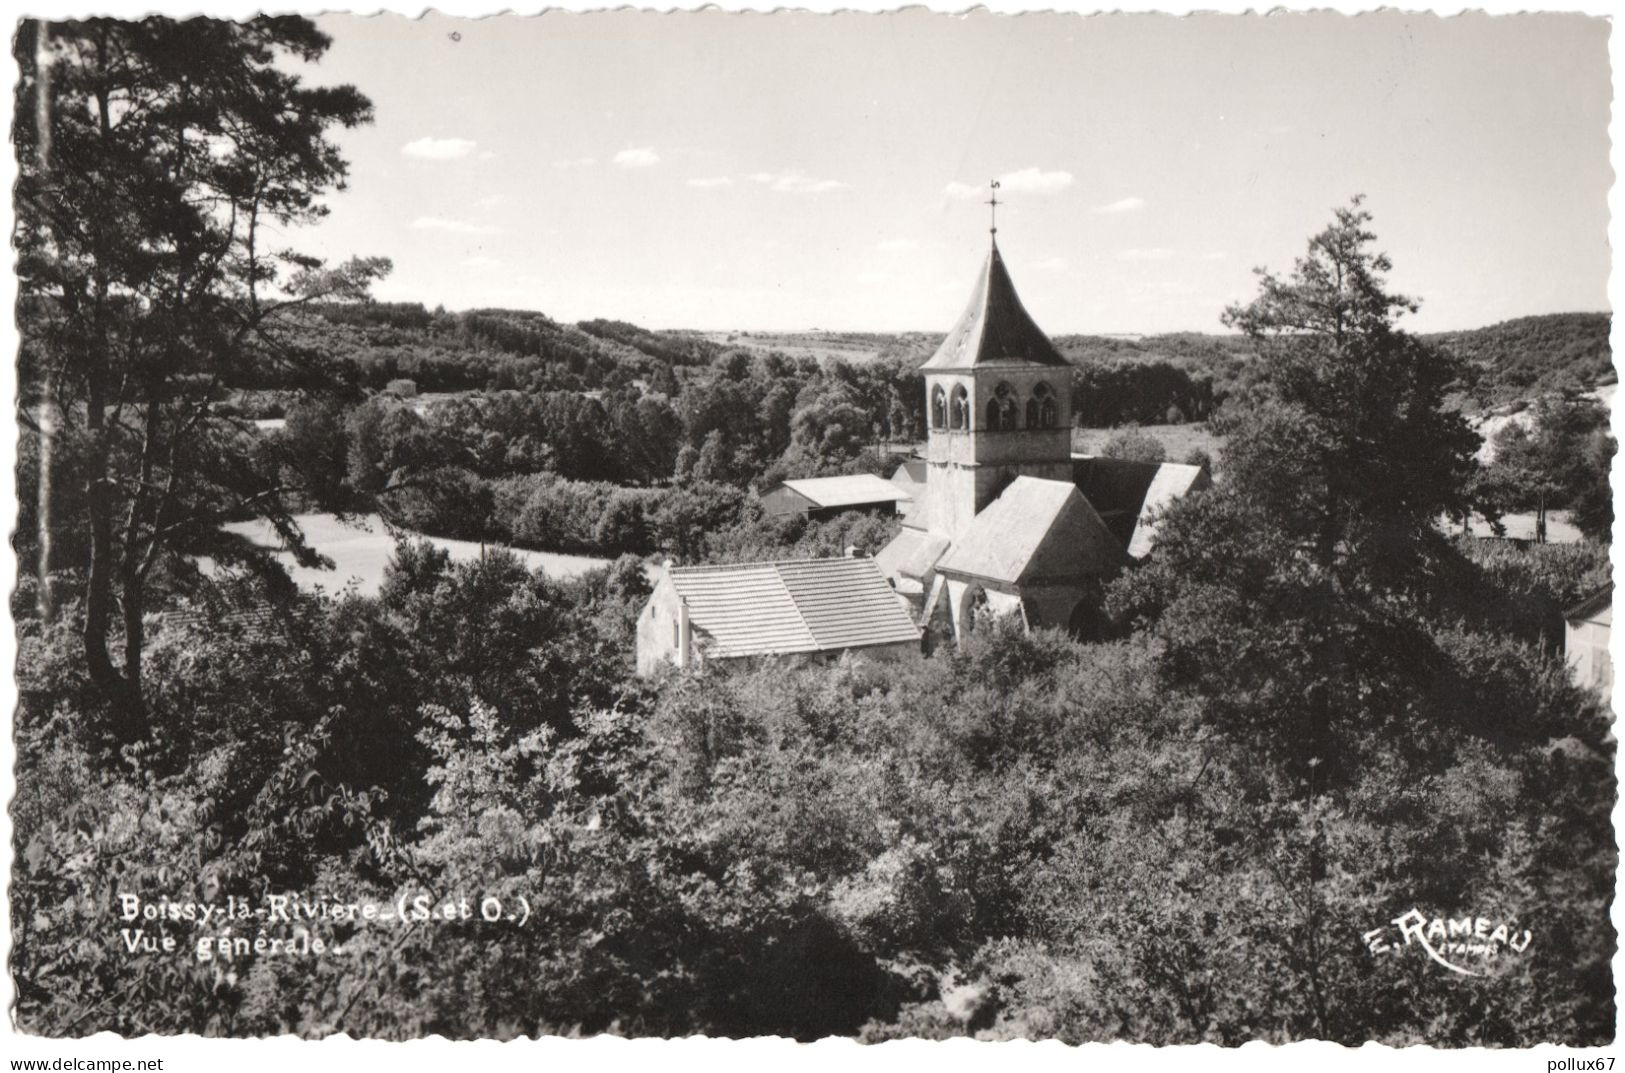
[987,179,1001,238]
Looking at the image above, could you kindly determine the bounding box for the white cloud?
[1094,196,1147,214]
[1033,256,1070,271]
[614,146,661,168]
[877,238,918,252]
[553,156,597,170]
[748,170,849,194]
[946,168,1075,201]
[997,167,1074,195]
[476,194,506,209]
[411,216,501,236]
[1202,251,1229,261]
[686,176,734,189]
[401,137,477,161]
[1119,247,1175,261]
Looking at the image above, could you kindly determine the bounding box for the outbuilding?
[759,474,913,519]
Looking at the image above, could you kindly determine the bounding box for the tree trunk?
[121,567,144,709]
[78,46,144,737]
[83,441,139,726]
[32,25,55,621]
[36,375,56,621]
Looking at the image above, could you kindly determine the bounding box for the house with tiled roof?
[635,554,922,675]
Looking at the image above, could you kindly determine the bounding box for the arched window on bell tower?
[1032,381,1058,428]
[988,382,1017,431]
[949,385,969,430]
[931,385,947,429]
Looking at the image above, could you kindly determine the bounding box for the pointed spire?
[920,240,1067,371]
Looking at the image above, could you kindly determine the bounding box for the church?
[636,217,1209,674]
[873,232,1209,643]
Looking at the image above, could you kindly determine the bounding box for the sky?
[288,10,1613,335]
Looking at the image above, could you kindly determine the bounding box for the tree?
[1102,200,1584,1037]
[1121,197,1484,762]
[280,397,352,508]
[777,382,874,478]
[15,17,388,732]
[1101,424,1166,464]
[1481,392,1614,542]
[1215,194,1479,592]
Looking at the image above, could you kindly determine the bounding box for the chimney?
[845,545,864,558]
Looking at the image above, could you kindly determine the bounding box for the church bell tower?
[921,187,1074,541]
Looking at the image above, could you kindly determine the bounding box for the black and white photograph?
[5,1,1619,1061]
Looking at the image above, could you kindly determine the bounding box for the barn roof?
[776,473,913,510]
[668,557,921,659]
[936,476,1124,585]
[920,241,1069,371]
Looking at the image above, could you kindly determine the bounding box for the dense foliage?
[1431,312,1613,408]
[13,533,1612,1040]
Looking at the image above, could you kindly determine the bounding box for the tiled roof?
[875,527,951,582]
[936,476,1123,584]
[154,603,309,641]
[920,241,1069,371]
[778,474,913,509]
[890,459,928,490]
[669,557,921,659]
[1566,582,1614,623]
[1071,455,1211,555]
[898,483,931,529]
[1127,462,1210,558]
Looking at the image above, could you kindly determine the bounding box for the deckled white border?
[1,1,1618,1070]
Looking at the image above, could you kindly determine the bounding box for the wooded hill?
[1055,313,1613,411]
[1426,311,1613,407]
[241,301,1610,418]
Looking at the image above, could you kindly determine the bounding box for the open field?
[1072,422,1227,465]
[697,330,932,365]
[207,512,616,597]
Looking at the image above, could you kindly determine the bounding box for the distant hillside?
[1052,331,1255,369]
[236,301,1611,418]
[1424,312,1612,407]
[695,329,940,366]
[578,319,723,367]
[248,302,673,394]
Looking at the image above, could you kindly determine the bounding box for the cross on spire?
[986,179,1001,239]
